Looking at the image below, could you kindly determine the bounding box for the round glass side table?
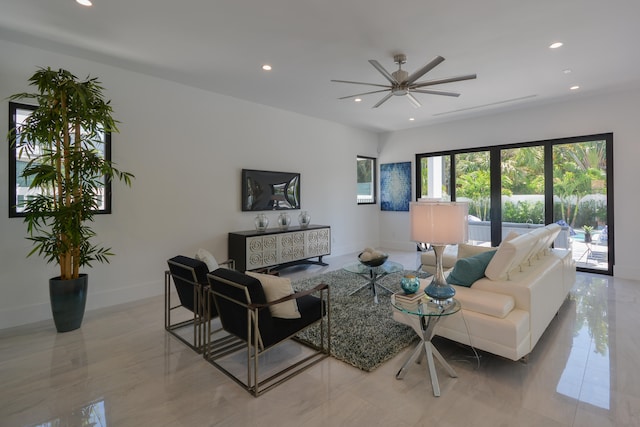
[391,296,461,397]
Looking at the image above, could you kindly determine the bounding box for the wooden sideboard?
[228,225,331,272]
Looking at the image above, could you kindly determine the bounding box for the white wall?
[0,39,381,329]
[377,87,640,281]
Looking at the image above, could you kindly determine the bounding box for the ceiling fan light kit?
[332,54,476,108]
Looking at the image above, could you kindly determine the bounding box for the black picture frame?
[241,169,301,211]
[8,101,113,218]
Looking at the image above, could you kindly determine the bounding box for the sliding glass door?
[416,133,613,275]
[455,151,491,245]
[500,145,545,239]
[553,140,609,272]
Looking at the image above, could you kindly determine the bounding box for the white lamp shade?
[410,201,468,245]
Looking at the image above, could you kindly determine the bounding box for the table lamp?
[410,201,468,303]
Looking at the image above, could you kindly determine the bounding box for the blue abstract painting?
[380,162,411,211]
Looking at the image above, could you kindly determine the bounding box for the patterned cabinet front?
[229,225,331,271]
[279,231,306,264]
[246,234,278,270]
[306,228,330,257]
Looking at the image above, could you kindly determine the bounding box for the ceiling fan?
[331,54,476,108]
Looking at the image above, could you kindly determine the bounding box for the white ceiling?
[1,0,639,133]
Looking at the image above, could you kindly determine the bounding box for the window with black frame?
[415,133,613,275]
[357,155,376,204]
[8,101,113,217]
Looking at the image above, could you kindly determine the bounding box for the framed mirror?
[242,169,301,211]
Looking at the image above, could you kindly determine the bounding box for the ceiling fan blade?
[368,60,398,85]
[331,79,390,89]
[406,93,421,108]
[406,56,445,85]
[412,73,477,88]
[372,93,394,108]
[338,89,391,100]
[412,89,460,97]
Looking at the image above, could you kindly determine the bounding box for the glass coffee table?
[342,260,403,304]
[392,297,461,397]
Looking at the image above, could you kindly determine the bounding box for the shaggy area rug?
[293,269,430,372]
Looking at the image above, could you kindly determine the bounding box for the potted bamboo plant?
[9,67,134,332]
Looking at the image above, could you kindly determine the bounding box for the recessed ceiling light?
[354,98,362,103]
[549,42,563,49]
[261,64,272,71]
[570,85,580,90]
[409,117,415,121]
[563,69,572,74]
[76,0,92,6]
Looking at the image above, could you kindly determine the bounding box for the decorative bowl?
[358,252,389,267]
[400,275,420,294]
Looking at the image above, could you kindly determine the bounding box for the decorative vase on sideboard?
[298,211,311,228]
[277,212,291,230]
[254,213,269,232]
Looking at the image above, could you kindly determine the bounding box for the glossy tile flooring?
[1,250,639,426]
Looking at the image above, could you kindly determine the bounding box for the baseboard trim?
[0,279,163,331]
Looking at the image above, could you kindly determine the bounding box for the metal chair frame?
[164,257,235,353]
[203,273,331,397]
[164,267,207,353]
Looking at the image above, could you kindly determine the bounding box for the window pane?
[501,145,545,238]
[357,156,376,204]
[453,151,490,244]
[9,102,112,217]
[418,155,451,200]
[553,140,608,271]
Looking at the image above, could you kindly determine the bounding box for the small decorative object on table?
[358,247,388,267]
[277,212,291,230]
[400,275,420,294]
[254,213,269,232]
[298,210,311,228]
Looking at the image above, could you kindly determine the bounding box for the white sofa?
[405,223,576,361]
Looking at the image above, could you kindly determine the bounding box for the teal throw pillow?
[446,250,497,287]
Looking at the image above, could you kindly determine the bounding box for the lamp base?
[424,280,455,304]
[423,244,456,304]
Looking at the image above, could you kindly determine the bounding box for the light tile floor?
[1,249,639,426]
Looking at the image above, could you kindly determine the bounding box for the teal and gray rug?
[293,269,430,372]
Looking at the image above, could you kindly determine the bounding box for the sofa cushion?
[421,244,458,268]
[457,243,495,259]
[245,271,301,319]
[485,231,537,280]
[446,250,497,287]
[452,286,515,319]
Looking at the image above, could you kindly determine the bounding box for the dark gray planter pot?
[49,274,88,332]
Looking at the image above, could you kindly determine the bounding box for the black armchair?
[165,256,212,352]
[205,268,330,396]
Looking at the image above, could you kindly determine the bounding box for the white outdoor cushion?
[195,248,219,271]
[245,271,301,319]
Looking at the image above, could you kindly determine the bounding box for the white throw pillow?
[195,248,219,271]
[245,271,301,319]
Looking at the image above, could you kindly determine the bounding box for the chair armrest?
[219,259,236,270]
[249,283,329,309]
